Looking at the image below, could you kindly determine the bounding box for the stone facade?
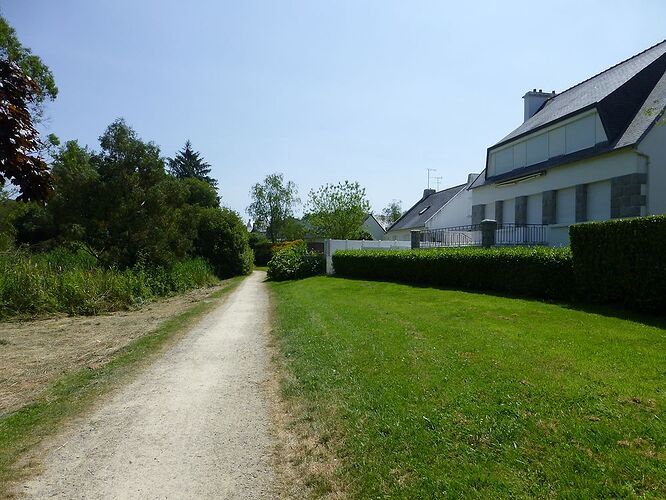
[495,200,504,225]
[515,196,528,225]
[472,204,485,225]
[575,184,588,222]
[611,173,647,218]
[542,190,557,225]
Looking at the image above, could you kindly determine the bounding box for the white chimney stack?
[523,89,555,122]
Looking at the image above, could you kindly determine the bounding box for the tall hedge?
[569,215,666,312]
[332,247,573,300]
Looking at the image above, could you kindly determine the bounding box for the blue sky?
[3,1,665,217]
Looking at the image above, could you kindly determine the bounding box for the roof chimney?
[523,89,554,122]
[422,188,436,199]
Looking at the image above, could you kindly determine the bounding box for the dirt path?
[18,271,275,499]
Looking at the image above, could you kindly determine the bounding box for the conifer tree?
[168,140,217,188]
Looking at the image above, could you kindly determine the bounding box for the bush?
[332,246,573,300]
[267,242,325,281]
[0,248,218,317]
[194,207,253,278]
[569,215,666,312]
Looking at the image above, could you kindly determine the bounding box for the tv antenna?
[426,168,437,188]
[434,176,443,190]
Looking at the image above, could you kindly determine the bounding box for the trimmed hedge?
[569,215,666,312]
[332,246,573,300]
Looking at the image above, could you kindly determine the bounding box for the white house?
[361,214,387,240]
[470,40,666,246]
[385,174,477,240]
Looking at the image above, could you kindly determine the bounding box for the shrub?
[267,242,325,281]
[194,207,253,278]
[332,246,573,300]
[569,215,666,311]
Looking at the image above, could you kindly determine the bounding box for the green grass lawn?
[270,276,666,498]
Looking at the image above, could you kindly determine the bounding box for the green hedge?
[267,242,325,281]
[332,246,573,300]
[569,215,666,312]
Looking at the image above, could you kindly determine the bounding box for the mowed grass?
[270,276,666,498]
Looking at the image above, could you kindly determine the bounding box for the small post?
[410,230,421,249]
[480,219,497,248]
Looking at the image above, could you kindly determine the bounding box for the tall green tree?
[168,140,218,188]
[247,173,299,243]
[1,15,58,107]
[306,181,371,239]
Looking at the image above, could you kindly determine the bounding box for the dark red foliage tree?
[0,59,52,201]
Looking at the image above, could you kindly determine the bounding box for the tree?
[168,140,217,188]
[247,173,299,243]
[305,181,371,239]
[0,59,52,201]
[380,200,403,227]
[1,15,58,113]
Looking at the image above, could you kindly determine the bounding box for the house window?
[418,206,430,215]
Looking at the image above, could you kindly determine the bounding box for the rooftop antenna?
[426,168,437,189]
[434,176,443,190]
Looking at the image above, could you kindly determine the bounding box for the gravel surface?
[18,271,275,499]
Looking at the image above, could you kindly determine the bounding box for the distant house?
[385,175,477,241]
[361,214,386,240]
[470,40,666,246]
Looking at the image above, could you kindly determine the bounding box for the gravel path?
[19,271,275,499]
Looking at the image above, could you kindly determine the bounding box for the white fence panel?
[324,239,411,274]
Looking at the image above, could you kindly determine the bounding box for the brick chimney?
[523,89,555,122]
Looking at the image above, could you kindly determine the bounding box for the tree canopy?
[168,140,218,188]
[0,15,58,104]
[247,173,299,243]
[0,59,52,201]
[306,181,370,239]
[380,200,403,227]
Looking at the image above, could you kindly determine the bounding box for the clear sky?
[3,1,665,218]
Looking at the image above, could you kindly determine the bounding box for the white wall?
[425,188,472,229]
[362,217,386,240]
[556,187,576,224]
[637,120,666,215]
[527,193,542,224]
[504,198,516,224]
[488,110,607,177]
[587,180,611,221]
[385,228,413,241]
[473,149,641,206]
[324,239,411,274]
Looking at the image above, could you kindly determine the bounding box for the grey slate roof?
[493,40,666,148]
[388,183,466,232]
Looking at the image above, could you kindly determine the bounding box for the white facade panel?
[595,114,607,144]
[637,120,666,215]
[549,127,565,157]
[425,189,472,230]
[485,202,495,220]
[514,141,527,168]
[556,187,576,224]
[527,193,542,225]
[503,198,515,224]
[565,113,596,153]
[526,133,549,165]
[587,180,611,221]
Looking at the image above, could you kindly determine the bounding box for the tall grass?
[0,248,218,317]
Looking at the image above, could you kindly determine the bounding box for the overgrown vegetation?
[267,241,324,281]
[270,276,666,498]
[570,214,666,312]
[0,248,217,317]
[333,246,573,300]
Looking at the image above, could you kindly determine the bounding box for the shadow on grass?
[327,274,666,329]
